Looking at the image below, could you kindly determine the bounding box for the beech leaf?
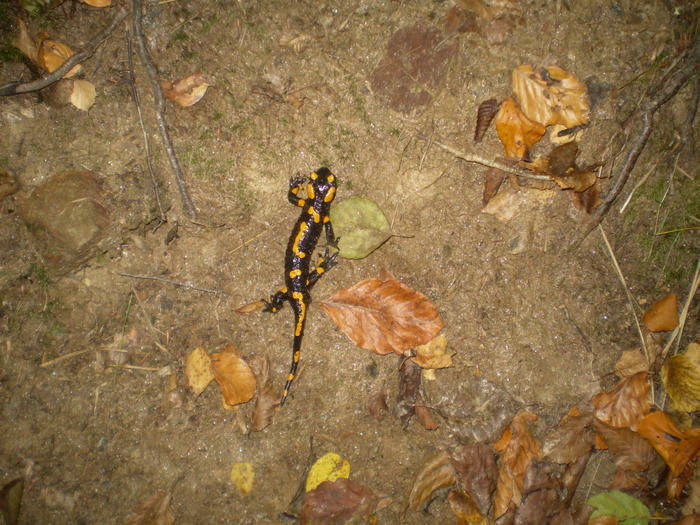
[587,490,651,525]
[301,479,380,525]
[210,344,256,406]
[319,276,445,355]
[495,96,546,159]
[642,293,678,332]
[329,197,392,259]
[407,450,456,511]
[592,372,650,431]
[661,342,700,412]
[637,411,700,478]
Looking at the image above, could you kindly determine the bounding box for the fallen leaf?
[593,418,655,473]
[79,0,111,5]
[306,452,350,492]
[161,72,210,107]
[592,372,650,431]
[407,450,456,511]
[512,65,590,129]
[493,413,542,518]
[396,358,422,428]
[449,443,498,515]
[495,97,546,159]
[329,197,392,259]
[230,462,254,495]
[637,411,700,477]
[516,461,571,524]
[642,294,678,332]
[247,354,278,431]
[543,411,595,464]
[210,344,256,406]
[12,19,38,64]
[367,383,389,421]
[185,346,214,396]
[551,169,598,192]
[235,299,265,315]
[412,333,454,372]
[70,79,96,112]
[447,489,491,524]
[38,40,81,78]
[482,168,506,207]
[415,392,438,430]
[662,344,700,412]
[586,490,651,524]
[125,490,175,525]
[300,479,380,525]
[320,276,445,355]
[614,348,650,378]
[0,478,23,525]
[474,98,500,143]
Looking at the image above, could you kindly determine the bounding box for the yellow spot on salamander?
[323,215,330,223]
[289,269,302,278]
[323,187,336,203]
[307,206,321,223]
[292,291,306,336]
[297,198,306,207]
[292,223,308,257]
[327,174,335,183]
[310,172,318,180]
[293,350,300,363]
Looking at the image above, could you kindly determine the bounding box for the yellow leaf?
[661,342,700,412]
[39,40,82,78]
[412,333,454,373]
[70,79,96,111]
[79,0,112,5]
[305,452,351,492]
[230,462,254,495]
[185,346,214,396]
[495,97,546,159]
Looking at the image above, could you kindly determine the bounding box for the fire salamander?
[262,167,339,405]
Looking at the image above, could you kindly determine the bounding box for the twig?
[126,29,166,222]
[109,364,162,371]
[415,134,552,181]
[130,285,163,344]
[582,40,700,236]
[0,3,129,96]
[117,272,230,295]
[599,226,648,362]
[40,348,91,367]
[132,0,198,221]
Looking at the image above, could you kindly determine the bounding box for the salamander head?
[309,167,337,203]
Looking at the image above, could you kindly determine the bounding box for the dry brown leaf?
[396,358,422,428]
[185,346,214,396]
[407,450,456,511]
[592,372,650,431]
[474,98,500,143]
[300,478,380,524]
[161,72,210,107]
[447,489,492,524]
[449,443,498,515]
[593,418,655,473]
[610,469,648,491]
[588,515,620,525]
[367,384,389,421]
[247,354,277,431]
[79,0,111,5]
[614,348,650,378]
[210,343,256,406]
[482,168,506,207]
[235,299,265,315]
[551,169,598,192]
[512,65,589,129]
[495,97,546,159]
[320,277,445,356]
[412,333,454,371]
[13,18,39,64]
[39,40,82,78]
[415,392,438,430]
[125,490,174,525]
[542,411,595,464]
[642,293,679,332]
[662,344,700,412]
[70,79,96,112]
[638,411,700,477]
[493,413,542,518]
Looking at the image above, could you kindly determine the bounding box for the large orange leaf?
[637,411,700,477]
[493,413,542,518]
[210,344,256,406]
[642,293,679,332]
[495,97,546,159]
[592,372,650,431]
[319,276,445,355]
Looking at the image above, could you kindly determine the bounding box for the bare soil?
[0,0,698,523]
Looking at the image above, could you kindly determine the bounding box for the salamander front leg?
[307,248,339,289]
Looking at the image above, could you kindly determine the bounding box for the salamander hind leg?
[262,286,290,313]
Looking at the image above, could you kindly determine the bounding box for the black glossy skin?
[262,167,338,405]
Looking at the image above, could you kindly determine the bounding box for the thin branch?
[132,0,198,220]
[415,134,552,181]
[0,3,129,96]
[117,272,230,295]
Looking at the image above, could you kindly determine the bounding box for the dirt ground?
[0,0,698,523]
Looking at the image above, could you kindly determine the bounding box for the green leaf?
[0,478,24,525]
[330,197,392,259]
[587,490,651,525]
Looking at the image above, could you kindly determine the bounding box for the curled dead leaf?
[638,411,700,478]
[412,333,454,371]
[39,40,82,78]
[247,354,278,431]
[13,18,39,64]
[210,344,256,406]
[320,276,445,356]
[161,72,210,107]
[449,443,498,515]
[592,372,650,431]
[70,79,96,112]
[301,479,381,524]
[642,293,679,332]
[407,450,456,511]
[495,97,546,159]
